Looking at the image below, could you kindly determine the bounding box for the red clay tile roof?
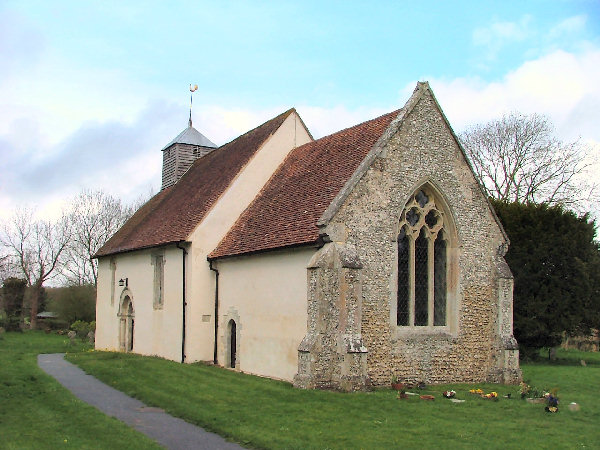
[209,109,399,259]
[95,109,296,257]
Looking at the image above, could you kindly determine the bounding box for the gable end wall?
[302,91,520,388]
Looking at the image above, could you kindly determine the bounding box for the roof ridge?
[177,108,296,182]
[309,108,400,144]
[209,105,400,260]
[95,108,297,258]
[219,108,296,147]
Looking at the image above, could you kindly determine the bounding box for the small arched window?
[228,319,237,369]
[397,188,451,327]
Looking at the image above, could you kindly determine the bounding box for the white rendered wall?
[185,112,312,362]
[215,248,314,381]
[96,112,312,364]
[95,246,184,362]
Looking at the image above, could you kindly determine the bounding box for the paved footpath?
[38,353,243,450]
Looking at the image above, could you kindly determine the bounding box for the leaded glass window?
[414,228,429,326]
[396,189,449,327]
[434,232,447,326]
[397,227,410,326]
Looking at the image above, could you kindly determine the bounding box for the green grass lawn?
[65,346,600,449]
[0,331,162,450]
[2,331,598,449]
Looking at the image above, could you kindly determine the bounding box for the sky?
[1,0,599,221]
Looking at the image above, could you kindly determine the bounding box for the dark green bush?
[1,278,26,331]
[71,320,91,338]
[45,318,69,331]
[47,285,96,324]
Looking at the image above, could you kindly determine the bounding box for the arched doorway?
[119,295,135,352]
[228,319,236,368]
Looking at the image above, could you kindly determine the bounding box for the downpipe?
[209,259,219,365]
[177,241,187,363]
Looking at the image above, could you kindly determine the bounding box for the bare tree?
[64,189,148,286]
[0,208,71,329]
[460,112,597,208]
[0,253,14,285]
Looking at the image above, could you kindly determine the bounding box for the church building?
[94,82,521,390]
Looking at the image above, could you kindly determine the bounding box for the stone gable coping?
[317,82,509,247]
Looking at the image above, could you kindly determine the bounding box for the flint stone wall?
[295,89,521,390]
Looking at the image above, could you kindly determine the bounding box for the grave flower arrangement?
[442,390,456,398]
[544,390,559,413]
[483,391,498,400]
[519,382,531,399]
[391,375,405,391]
[469,388,498,400]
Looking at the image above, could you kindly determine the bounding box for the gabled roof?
[209,109,399,259]
[95,108,296,258]
[161,125,217,150]
[210,81,509,260]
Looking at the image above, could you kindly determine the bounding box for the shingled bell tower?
[161,85,217,190]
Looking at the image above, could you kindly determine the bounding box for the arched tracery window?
[397,187,452,327]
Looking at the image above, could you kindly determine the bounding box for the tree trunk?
[29,283,42,330]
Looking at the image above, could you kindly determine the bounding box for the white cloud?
[2,25,599,223]
[0,100,393,222]
[0,99,183,220]
[0,10,45,82]
[472,15,533,61]
[422,46,600,220]
[549,15,587,39]
[423,47,600,143]
[473,18,530,45]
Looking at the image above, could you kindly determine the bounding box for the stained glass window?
[396,188,451,328]
[397,228,409,326]
[414,228,429,326]
[416,190,429,208]
[406,208,420,226]
[434,233,447,326]
[425,210,438,228]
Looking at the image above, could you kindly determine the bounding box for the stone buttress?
[294,240,369,391]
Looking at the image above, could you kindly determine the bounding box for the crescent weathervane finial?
[189,84,198,127]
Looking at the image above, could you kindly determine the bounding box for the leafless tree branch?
[63,189,149,286]
[460,112,598,211]
[0,208,71,328]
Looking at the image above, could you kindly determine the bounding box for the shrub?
[47,285,96,325]
[71,320,91,338]
[1,278,26,331]
[45,318,69,331]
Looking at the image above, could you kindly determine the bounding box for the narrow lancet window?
[414,228,429,326]
[434,232,447,326]
[397,227,410,326]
